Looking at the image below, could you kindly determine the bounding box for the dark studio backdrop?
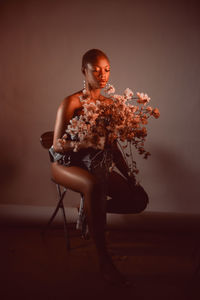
[0,0,200,215]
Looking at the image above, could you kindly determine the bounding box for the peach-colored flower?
[133,116,140,123]
[141,115,148,125]
[66,84,160,175]
[151,108,160,119]
[146,106,153,112]
[104,84,115,94]
[124,88,134,100]
[137,92,151,105]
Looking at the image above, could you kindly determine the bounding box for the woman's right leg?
[51,162,129,285]
[51,162,107,257]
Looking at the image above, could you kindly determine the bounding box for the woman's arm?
[53,95,79,153]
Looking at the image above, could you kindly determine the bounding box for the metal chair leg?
[46,185,66,227]
[60,199,70,250]
[45,184,71,250]
[55,184,71,250]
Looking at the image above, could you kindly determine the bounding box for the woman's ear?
[81,67,85,75]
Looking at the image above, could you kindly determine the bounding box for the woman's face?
[84,56,110,89]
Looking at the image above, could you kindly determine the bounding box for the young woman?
[50,49,149,286]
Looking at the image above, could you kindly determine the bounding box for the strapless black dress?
[49,145,113,177]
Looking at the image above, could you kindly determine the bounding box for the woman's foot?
[99,254,131,287]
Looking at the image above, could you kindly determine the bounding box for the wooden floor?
[0,226,200,300]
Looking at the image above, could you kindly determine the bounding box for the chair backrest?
[40,131,54,149]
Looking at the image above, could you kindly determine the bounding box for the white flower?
[137,92,151,104]
[65,85,159,168]
[105,84,115,94]
[124,88,134,100]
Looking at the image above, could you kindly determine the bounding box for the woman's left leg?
[106,171,149,214]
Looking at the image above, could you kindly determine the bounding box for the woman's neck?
[89,88,101,100]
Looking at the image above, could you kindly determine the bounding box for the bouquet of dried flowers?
[66,84,160,175]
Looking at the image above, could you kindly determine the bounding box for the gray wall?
[0,0,200,214]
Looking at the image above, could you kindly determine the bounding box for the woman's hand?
[78,141,95,149]
[70,139,97,152]
[54,133,68,153]
[57,134,94,152]
[56,138,67,153]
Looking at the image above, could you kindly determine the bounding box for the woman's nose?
[99,70,105,78]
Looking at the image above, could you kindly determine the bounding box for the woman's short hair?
[81,49,109,72]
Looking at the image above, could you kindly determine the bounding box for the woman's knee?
[82,176,102,196]
[133,185,149,213]
[50,162,99,195]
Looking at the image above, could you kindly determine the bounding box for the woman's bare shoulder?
[60,91,83,109]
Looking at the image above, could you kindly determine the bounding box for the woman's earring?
[83,80,87,95]
[104,83,110,94]
[82,79,91,99]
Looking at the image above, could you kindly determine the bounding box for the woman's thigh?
[106,171,149,213]
[51,162,97,195]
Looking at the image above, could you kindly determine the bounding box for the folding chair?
[40,131,86,250]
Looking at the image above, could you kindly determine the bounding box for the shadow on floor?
[0,227,200,300]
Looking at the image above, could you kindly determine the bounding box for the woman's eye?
[92,68,110,73]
